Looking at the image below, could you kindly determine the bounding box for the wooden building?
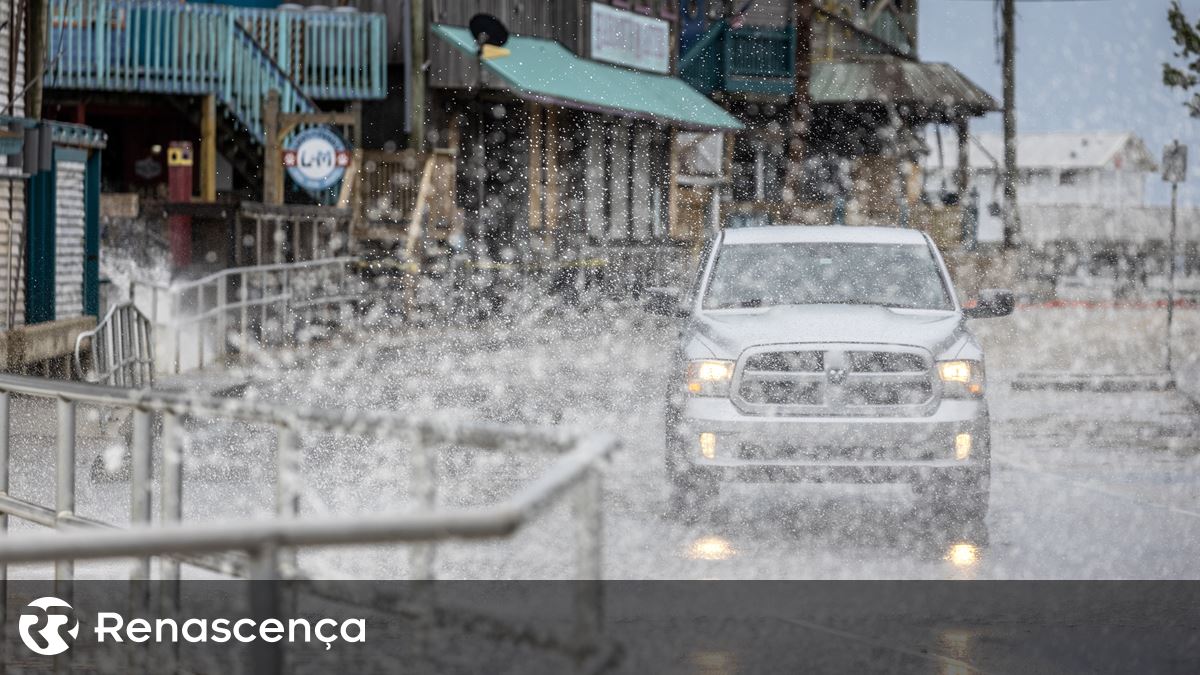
[679,0,997,231]
[419,0,741,280]
[0,0,107,373]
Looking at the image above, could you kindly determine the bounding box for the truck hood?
[692,305,964,357]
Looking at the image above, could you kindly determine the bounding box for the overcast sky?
[919,0,1200,204]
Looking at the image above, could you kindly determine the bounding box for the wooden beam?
[404,155,437,257]
[278,111,360,128]
[263,90,283,205]
[200,94,217,202]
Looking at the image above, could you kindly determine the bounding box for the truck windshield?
[703,242,953,311]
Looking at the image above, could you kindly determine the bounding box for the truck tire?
[916,469,990,532]
[667,470,716,525]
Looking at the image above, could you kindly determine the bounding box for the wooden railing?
[360,150,425,224]
[45,0,385,140]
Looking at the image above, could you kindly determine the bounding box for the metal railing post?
[0,392,9,675]
[131,410,154,579]
[250,544,283,675]
[275,426,300,577]
[218,276,228,362]
[409,432,437,581]
[160,411,182,675]
[196,288,205,371]
[261,269,269,344]
[572,467,603,667]
[55,398,76,675]
[240,270,250,356]
[172,291,182,374]
[55,398,76,588]
[160,412,183,583]
[129,408,154,675]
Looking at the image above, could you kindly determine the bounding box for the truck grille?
[735,346,934,416]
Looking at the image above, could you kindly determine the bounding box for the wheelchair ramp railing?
[131,257,371,374]
[0,374,619,674]
[73,301,155,387]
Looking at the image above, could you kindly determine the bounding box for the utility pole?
[1001,0,1019,248]
[1162,141,1187,374]
[26,0,47,118]
[785,0,813,214]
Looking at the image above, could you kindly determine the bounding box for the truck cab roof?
[721,226,931,247]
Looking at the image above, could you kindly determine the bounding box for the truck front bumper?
[673,397,989,485]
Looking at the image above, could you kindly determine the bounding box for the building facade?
[924,131,1159,243]
[678,0,995,236]
[418,0,741,288]
[0,0,107,372]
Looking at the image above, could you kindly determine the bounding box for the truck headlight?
[686,359,734,397]
[938,360,985,398]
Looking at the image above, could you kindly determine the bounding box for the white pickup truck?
[656,226,1013,531]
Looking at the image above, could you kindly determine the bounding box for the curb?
[1010,372,1177,393]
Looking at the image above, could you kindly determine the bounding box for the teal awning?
[432,25,743,132]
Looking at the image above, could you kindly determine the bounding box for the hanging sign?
[283,127,351,191]
[590,3,670,74]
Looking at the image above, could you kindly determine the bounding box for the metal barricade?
[0,373,618,673]
[73,301,155,387]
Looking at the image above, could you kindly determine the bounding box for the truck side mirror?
[964,288,1014,319]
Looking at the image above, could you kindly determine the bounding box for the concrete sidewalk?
[972,304,1200,402]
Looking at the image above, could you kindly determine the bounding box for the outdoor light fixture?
[699,432,717,460]
[955,433,972,460]
[938,360,985,398]
[686,360,735,396]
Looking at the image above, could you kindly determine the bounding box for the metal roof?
[723,225,929,245]
[925,131,1159,172]
[432,25,744,132]
[810,58,998,116]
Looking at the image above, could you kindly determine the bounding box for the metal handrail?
[45,0,386,143]
[46,0,386,99]
[0,433,613,563]
[137,256,357,294]
[73,301,155,387]
[129,257,368,373]
[0,373,618,673]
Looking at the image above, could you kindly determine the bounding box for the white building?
[923,131,1158,243]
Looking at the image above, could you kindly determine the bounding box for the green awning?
[432,25,743,132]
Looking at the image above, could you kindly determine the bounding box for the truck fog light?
[699,432,717,460]
[954,433,972,460]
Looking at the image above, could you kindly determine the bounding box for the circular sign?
[283,127,350,191]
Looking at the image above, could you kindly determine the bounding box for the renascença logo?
[19,597,80,656]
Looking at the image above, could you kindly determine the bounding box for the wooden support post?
[200,94,217,202]
[544,107,560,250]
[785,0,814,215]
[351,101,364,237]
[410,0,426,152]
[954,118,970,197]
[667,128,681,240]
[527,103,543,234]
[26,0,46,118]
[263,90,283,205]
